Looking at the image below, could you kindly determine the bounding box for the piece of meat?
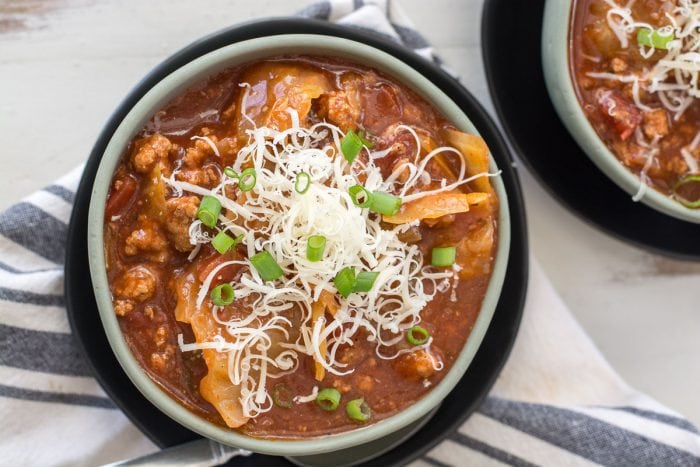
[183,136,218,168]
[113,265,157,302]
[113,299,134,317]
[610,57,628,73]
[164,196,200,252]
[315,75,363,132]
[595,89,642,141]
[394,349,440,380]
[132,134,172,174]
[175,165,220,189]
[124,215,169,262]
[642,108,670,140]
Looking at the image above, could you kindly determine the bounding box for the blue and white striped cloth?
[1,1,699,465]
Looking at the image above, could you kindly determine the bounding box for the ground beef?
[164,196,200,252]
[113,266,157,302]
[132,134,172,174]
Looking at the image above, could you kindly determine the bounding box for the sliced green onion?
[637,27,674,50]
[211,231,235,254]
[406,325,430,346]
[238,168,257,192]
[353,271,379,293]
[197,195,222,228]
[334,267,356,298]
[315,388,341,411]
[250,250,284,281]
[341,130,363,163]
[210,284,235,306]
[368,191,402,215]
[431,246,456,267]
[306,235,327,262]
[224,167,238,178]
[295,172,311,194]
[358,130,375,149]
[346,398,371,423]
[272,383,293,408]
[673,174,700,208]
[349,185,372,208]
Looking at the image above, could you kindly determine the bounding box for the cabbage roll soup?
[104,56,499,437]
[570,0,700,207]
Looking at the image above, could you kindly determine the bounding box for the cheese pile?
[164,112,481,418]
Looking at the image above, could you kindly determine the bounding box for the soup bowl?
[87,32,511,457]
[542,0,700,224]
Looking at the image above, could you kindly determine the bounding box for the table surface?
[1,0,698,428]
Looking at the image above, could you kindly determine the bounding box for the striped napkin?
[1,1,699,465]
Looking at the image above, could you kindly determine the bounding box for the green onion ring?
[238,168,257,192]
[306,235,327,262]
[334,267,356,298]
[673,174,700,208]
[211,231,235,254]
[431,246,456,267]
[197,195,222,228]
[250,250,284,282]
[348,185,372,208]
[368,191,402,216]
[295,172,311,194]
[406,325,430,346]
[341,130,363,163]
[353,271,380,293]
[272,383,294,409]
[210,283,235,307]
[315,388,341,411]
[346,398,371,423]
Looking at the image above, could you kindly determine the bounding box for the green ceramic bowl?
[542,0,700,224]
[87,34,510,457]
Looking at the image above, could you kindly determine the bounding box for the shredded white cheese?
[172,113,494,419]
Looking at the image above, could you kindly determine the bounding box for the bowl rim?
[87,33,511,456]
[541,0,700,224]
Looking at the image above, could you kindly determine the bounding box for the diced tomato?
[596,89,642,141]
[196,250,241,287]
[105,175,138,219]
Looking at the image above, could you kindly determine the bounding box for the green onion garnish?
[346,398,371,423]
[353,271,379,293]
[210,284,235,306]
[348,185,402,215]
[272,383,293,409]
[238,168,257,192]
[224,167,238,178]
[197,195,222,228]
[334,267,357,298]
[368,191,402,215]
[295,172,311,194]
[637,27,674,50]
[341,130,363,163]
[431,246,456,267]
[306,235,327,262]
[250,250,284,281]
[315,388,341,411]
[211,231,235,254]
[406,325,430,346]
[358,130,375,149]
[673,174,700,208]
[349,185,372,208]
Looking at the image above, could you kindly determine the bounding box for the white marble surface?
[1,0,698,427]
